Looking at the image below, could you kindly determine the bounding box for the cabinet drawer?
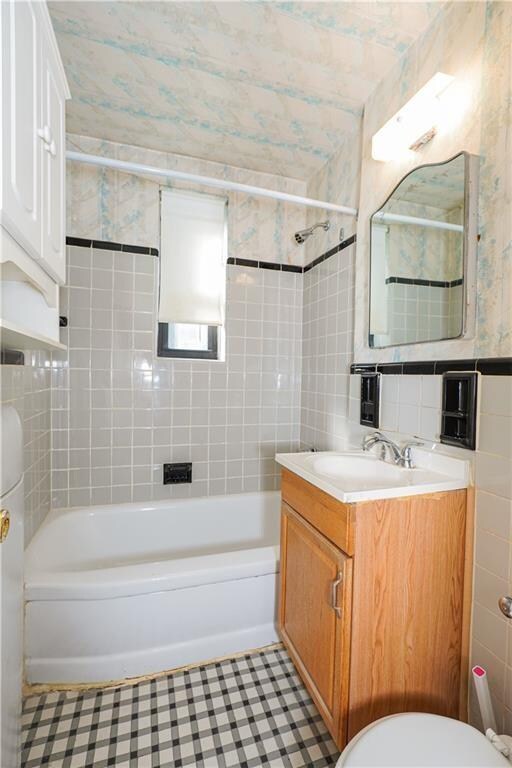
[281,469,354,555]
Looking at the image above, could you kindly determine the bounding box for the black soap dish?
[360,372,381,428]
[440,372,478,450]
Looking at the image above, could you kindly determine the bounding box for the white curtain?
[159,189,227,326]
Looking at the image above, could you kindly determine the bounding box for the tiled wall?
[472,377,512,732]
[51,243,302,507]
[351,373,444,443]
[298,90,361,451]
[382,283,460,347]
[301,0,511,732]
[346,370,512,730]
[300,244,355,450]
[0,353,52,544]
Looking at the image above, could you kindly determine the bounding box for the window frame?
[157,322,219,360]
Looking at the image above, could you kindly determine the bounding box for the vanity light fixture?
[372,72,454,162]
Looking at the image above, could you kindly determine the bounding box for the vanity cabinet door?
[279,502,352,748]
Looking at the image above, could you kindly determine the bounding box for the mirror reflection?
[369,153,466,348]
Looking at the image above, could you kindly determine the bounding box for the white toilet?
[336,713,510,767]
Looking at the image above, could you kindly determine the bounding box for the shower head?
[294,220,330,245]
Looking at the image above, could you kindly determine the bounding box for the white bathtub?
[25,491,280,684]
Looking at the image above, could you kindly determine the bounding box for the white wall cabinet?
[0,0,70,349]
[1,1,42,260]
[40,24,67,282]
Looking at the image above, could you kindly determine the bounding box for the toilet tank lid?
[1,405,23,496]
[337,713,510,768]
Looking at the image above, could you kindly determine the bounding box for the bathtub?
[25,491,281,684]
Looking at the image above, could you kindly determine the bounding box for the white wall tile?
[479,413,512,459]
[476,453,512,499]
[54,246,302,506]
[476,491,512,540]
[397,403,420,437]
[1,358,52,544]
[475,530,510,581]
[418,407,441,442]
[481,377,512,416]
[420,375,442,409]
[398,376,421,407]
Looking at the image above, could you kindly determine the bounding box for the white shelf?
[0,319,66,352]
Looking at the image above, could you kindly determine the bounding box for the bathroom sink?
[306,452,409,484]
[275,450,469,503]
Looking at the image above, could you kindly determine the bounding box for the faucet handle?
[362,431,383,450]
[400,441,423,468]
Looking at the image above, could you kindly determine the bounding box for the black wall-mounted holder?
[440,372,478,450]
[360,373,381,428]
[163,462,192,485]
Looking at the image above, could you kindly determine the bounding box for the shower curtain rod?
[66,151,358,217]
[373,210,463,233]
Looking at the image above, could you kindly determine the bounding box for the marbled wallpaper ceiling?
[49,1,443,180]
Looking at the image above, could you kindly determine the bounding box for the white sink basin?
[275,450,469,503]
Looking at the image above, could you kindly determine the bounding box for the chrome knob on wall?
[499,596,512,619]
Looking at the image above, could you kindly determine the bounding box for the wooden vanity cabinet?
[278,468,470,751]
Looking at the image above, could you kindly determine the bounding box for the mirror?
[369,152,469,348]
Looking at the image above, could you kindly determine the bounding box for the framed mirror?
[369,152,476,348]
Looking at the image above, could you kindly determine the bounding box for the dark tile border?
[226,257,302,273]
[67,234,356,274]
[477,358,512,376]
[351,358,512,376]
[66,236,158,256]
[303,234,357,273]
[228,234,356,274]
[385,276,464,288]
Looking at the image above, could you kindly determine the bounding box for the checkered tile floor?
[22,647,340,767]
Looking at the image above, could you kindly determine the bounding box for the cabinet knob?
[37,125,52,145]
[45,140,57,157]
[499,597,512,619]
[0,509,10,544]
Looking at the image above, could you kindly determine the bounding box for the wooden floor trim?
[23,642,283,697]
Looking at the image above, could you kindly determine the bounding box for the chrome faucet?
[362,431,423,469]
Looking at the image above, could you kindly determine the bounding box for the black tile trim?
[401,361,437,375]
[0,349,24,365]
[385,276,464,288]
[226,234,356,275]
[435,359,477,374]
[376,362,405,375]
[226,257,302,273]
[476,358,512,375]
[351,363,377,374]
[351,357,512,376]
[303,234,357,273]
[66,236,158,256]
[68,234,355,273]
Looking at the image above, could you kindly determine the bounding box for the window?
[158,188,227,360]
[157,322,218,359]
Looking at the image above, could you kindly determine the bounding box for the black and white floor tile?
[22,647,340,767]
